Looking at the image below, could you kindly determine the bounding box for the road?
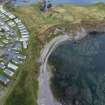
[38,35,70,105]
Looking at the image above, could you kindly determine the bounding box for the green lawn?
[0,69,4,75]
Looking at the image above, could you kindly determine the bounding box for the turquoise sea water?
[13,0,105,5]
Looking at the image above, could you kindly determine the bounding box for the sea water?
[49,33,105,105]
[13,0,105,5]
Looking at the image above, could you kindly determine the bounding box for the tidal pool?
[49,33,105,105]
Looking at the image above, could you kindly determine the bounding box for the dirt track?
[38,35,70,105]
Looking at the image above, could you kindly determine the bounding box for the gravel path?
[38,35,70,105]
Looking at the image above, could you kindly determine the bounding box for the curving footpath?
[38,35,71,105]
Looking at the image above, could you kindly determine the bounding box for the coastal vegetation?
[3,2,105,105]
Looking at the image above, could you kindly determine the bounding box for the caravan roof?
[4,69,14,77]
[8,62,18,71]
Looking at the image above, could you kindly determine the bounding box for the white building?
[8,21,16,27]
[14,18,21,24]
[0,9,16,19]
[4,69,14,77]
[20,37,29,49]
[8,62,18,71]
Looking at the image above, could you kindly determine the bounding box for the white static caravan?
[8,21,16,27]
[8,62,18,71]
[2,25,9,31]
[21,34,29,38]
[23,41,28,49]
[8,13,16,19]
[20,29,28,33]
[20,37,29,49]
[14,18,21,24]
[0,9,15,19]
[4,69,14,77]
[0,20,4,25]
[0,9,6,14]
[21,32,29,35]
[0,62,6,69]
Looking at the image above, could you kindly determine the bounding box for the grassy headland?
[3,3,105,105]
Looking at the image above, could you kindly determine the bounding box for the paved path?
[38,35,70,105]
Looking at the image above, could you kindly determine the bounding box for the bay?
[49,33,105,105]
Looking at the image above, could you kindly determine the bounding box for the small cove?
[48,33,105,105]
